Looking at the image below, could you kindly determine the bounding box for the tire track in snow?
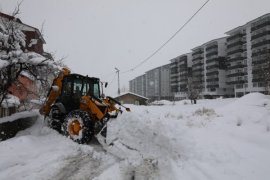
[53,154,101,180]
[53,140,118,180]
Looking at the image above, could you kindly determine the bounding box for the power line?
[122,0,210,74]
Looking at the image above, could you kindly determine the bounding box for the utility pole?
[115,67,120,95]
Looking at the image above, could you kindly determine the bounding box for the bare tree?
[255,57,270,94]
[187,76,203,104]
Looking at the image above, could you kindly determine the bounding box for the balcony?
[227,40,244,49]
[180,84,187,89]
[252,39,270,48]
[179,65,187,70]
[227,33,244,41]
[206,57,218,64]
[192,65,204,71]
[226,79,246,85]
[206,64,219,70]
[251,21,270,32]
[227,48,244,55]
[227,63,246,70]
[179,60,187,65]
[192,61,203,68]
[206,60,219,66]
[206,51,218,58]
[206,84,219,89]
[179,82,188,86]
[252,48,270,57]
[170,80,178,84]
[192,55,203,61]
[206,77,219,82]
[192,49,204,56]
[179,56,187,62]
[192,72,203,78]
[251,31,270,41]
[206,70,218,76]
[252,56,269,65]
[206,44,218,51]
[227,71,245,77]
[252,74,266,83]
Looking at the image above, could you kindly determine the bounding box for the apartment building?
[170,53,192,100]
[192,37,232,98]
[129,74,146,97]
[226,13,270,97]
[129,64,171,101]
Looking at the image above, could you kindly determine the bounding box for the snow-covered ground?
[0,93,270,180]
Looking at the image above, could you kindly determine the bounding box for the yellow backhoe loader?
[40,68,130,143]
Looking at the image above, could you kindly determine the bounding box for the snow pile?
[0,59,9,69]
[150,99,173,106]
[103,111,192,179]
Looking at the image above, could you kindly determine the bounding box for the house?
[0,12,46,54]
[115,92,148,105]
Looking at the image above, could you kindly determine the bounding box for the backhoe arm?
[39,68,71,115]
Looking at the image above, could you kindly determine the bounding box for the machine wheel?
[62,110,94,144]
[47,106,62,133]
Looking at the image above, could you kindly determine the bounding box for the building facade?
[191,37,232,98]
[129,75,146,97]
[145,66,161,101]
[204,38,233,97]
[170,53,192,100]
[226,13,270,97]
[129,64,171,101]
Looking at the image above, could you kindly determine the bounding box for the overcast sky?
[1,0,270,96]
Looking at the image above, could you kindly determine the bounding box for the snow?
[0,93,270,179]
[28,39,38,47]
[0,59,9,69]
[0,110,39,124]
[0,94,20,108]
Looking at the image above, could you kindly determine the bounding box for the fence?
[0,107,17,118]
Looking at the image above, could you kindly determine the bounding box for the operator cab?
[58,74,101,112]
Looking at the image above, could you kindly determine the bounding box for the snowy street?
[0,93,270,180]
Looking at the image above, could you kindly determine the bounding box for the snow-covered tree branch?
[0,9,60,109]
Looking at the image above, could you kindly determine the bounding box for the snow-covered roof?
[115,92,148,100]
[0,11,45,43]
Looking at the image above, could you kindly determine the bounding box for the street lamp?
[115,67,120,95]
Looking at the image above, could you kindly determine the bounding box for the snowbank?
[150,99,173,105]
[0,110,39,124]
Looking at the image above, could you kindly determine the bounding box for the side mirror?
[105,82,108,88]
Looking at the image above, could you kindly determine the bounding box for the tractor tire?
[47,106,62,133]
[62,110,94,144]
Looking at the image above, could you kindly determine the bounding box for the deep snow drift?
[0,93,270,180]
